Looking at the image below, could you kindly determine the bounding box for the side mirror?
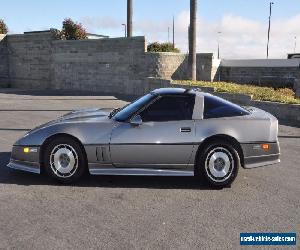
[130,115,142,126]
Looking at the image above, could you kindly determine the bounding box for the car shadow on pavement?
[0,152,222,190]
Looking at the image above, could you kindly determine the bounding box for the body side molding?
[89,168,194,176]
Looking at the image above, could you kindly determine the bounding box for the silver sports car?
[8,88,280,187]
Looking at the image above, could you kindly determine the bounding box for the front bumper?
[241,141,280,169]
[7,159,40,174]
[7,146,41,174]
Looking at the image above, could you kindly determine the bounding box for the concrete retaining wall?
[294,79,300,98]
[0,34,9,87]
[219,59,300,88]
[142,52,216,81]
[52,36,146,95]
[7,32,53,89]
[0,31,215,95]
[3,32,148,95]
[251,101,300,126]
[221,59,300,67]
[2,31,300,91]
[145,53,186,80]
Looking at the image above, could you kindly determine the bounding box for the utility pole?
[267,2,274,59]
[168,27,170,43]
[294,36,297,53]
[172,16,175,48]
[188,0,197,81]
[127,0,132,37]
[122,24,127,37]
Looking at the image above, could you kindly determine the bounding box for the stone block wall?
[0,31,216,95]
[0,32,150,95]
[52,36,147,95]
[0,34,9,87]
[1,31,300,95]
[144,53,186,79]
[145,52,215,81]
[219,59,300,88]
[220,67,300,88]
[7,32,53,89]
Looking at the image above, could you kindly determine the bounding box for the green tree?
[0,19,8,34]
[147,42,180,53]
[61,18,87,40]
[50,28,63,40]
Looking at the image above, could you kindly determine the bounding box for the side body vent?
[96,146,109,162]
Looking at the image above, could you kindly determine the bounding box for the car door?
[110,94,196,168]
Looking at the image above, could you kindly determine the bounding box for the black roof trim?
[151,88,195,96]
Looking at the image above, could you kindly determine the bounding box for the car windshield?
[113,94,155,122]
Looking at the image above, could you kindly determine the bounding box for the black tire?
[195,140,240,188]
[43,136,87,183]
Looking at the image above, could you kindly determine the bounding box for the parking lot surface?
[0,89,299,249]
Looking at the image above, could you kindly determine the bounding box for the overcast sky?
[1,0,300,59]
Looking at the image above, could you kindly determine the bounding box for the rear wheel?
[196,140,240,187]
[43,136,86,183]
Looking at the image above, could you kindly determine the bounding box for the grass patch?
[174,80,300,105]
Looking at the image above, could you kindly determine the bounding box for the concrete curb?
[294,79,300,98]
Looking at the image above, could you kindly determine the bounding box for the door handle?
[180,127,191,133]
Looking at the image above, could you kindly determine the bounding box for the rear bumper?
[241,141,280,169]
[243,154,280,169]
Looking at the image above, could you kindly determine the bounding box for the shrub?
[174,80,300,105]
[50,28,63,40]
[0,19,8,34]
[61,18,87,40]
[147,42,180,53]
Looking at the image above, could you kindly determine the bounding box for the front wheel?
[43,136,87,183]
[196,140,240,187]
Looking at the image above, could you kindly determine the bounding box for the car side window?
[139,95,195,122]
[204,95,250,119]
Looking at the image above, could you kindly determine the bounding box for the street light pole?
[267,2,274,59]
[172,15,175,48]
[122,24,127,37]
[217,31,222,59]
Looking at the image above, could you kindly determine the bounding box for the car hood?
[16,107,117,146]
[26,108,115,135]
[60,107,114,121]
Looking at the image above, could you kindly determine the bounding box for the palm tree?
[127,0,133,37]
[188,0,197,80]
